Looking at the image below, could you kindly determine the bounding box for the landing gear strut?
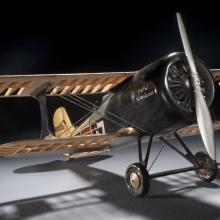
[125,132,218,197]
[125,134,153,197]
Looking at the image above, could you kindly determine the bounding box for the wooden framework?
[210,69,220,82]
[0,128,137,157]
[0,72,135,97]
[163,121,220,139]
[0,134,115,156]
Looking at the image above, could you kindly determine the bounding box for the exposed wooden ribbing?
[91,77,108,85]
[4,88,14,96]
[162,121,220,140]
[37,144,51,149]
[0,82,6,88]
[14,145,30,154]
[39,144,53,152]
[17,87,25,95]
[19,80,32,88]
[102,77,118,84]
[44,146,57,151]
[90,85,101,94]
[65,140,90,150]
[0,148,18,152]
[52,75,130,95]
[210,69,220,81]
[0,71,135,97]
[71,85,82,94]
[0,129,132,156]
[69,79,83,87]
[88,78,103,85]
[55,80,71,94]
[81,85,92,94]
[58,80,69,86]
[66,149,110,159]
[101,84,113,93]
[8,82,19,88]
[52,143,65,151]
[71,78,90,87]
[89,77,124,93]
[0,131,131,156]
[0,80,33,97]
[51,86,60,94]
[61,86,71,94]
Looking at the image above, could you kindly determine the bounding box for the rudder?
[53,107,75,137]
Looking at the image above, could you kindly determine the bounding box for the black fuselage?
[90,52,215,135]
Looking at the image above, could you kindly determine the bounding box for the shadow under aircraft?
[0,155,219,220]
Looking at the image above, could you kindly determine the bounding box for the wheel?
[125,163,150,197]
[194,151,218,182]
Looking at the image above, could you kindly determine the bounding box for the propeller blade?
[195,91,215,159]
[176,13,216,160]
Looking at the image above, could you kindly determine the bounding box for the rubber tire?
[194,151,218,182]
[125,163,150,197]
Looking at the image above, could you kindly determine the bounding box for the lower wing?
[0,130,135,157]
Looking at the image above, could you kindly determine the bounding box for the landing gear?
[125,135,153,197]
[125,163,150,197]
[194,151,218,182]
[125,132,218,197]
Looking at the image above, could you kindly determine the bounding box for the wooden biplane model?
[0,13,220,196]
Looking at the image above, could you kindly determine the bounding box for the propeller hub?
[181,77,191,92]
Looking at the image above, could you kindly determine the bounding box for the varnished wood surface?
[0,130,135,156]
[0,72,136,97]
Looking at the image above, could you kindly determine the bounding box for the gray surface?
[0,134,220,220]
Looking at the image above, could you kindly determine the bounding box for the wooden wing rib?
[0,133,125,156]
[211,69,220,82]
[162,121,220,139]
[0,72,136,97]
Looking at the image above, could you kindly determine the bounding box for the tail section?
[53,107,75,137]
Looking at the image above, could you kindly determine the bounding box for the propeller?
[176,13,216,160]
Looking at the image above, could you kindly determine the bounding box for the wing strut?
[35,90,52,139]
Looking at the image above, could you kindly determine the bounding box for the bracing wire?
[65,92,151,134]
[58,95,126,136]
[56,94,124,137]
[148,145,165,172]
[52,91,114,137]
[49,87,151,138]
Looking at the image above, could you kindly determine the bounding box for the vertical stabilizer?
[53,107,75,137]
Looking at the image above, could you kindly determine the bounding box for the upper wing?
[0,71,136,97]
[211,69,220,81]
[0,68,218,98]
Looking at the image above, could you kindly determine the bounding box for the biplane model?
[0,13,220,196]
